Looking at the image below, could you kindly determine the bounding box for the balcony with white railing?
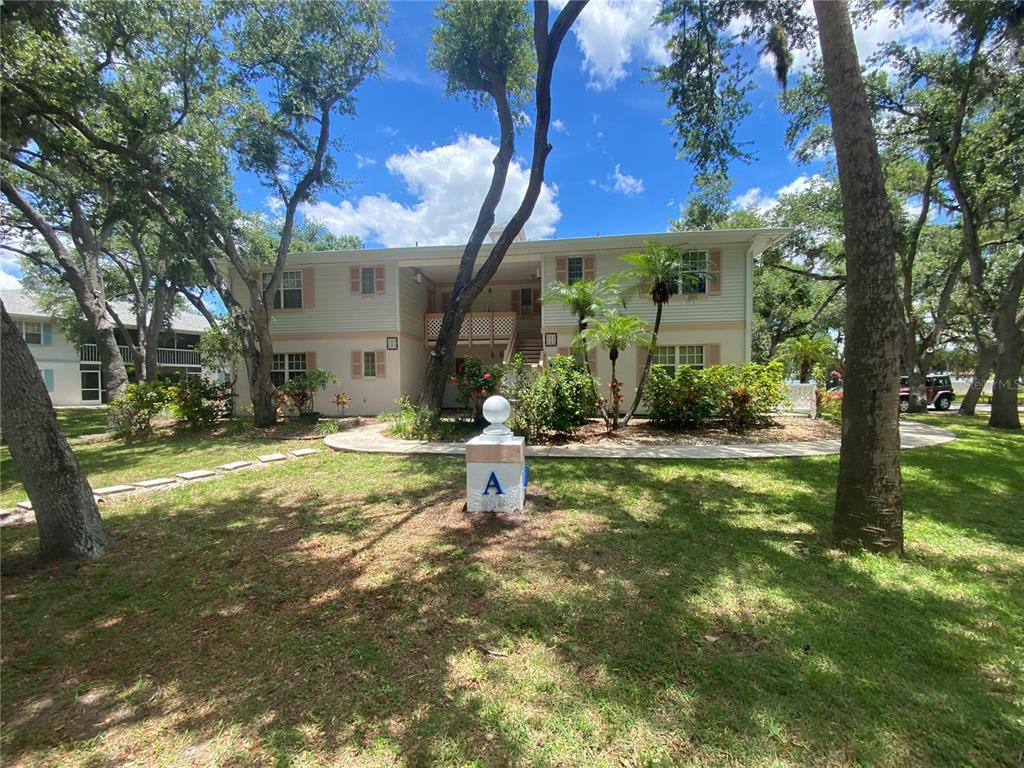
[424,311,517,345]
[80,344,202,368]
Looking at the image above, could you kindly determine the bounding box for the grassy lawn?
[1,414,1021,766]
[0,410,360,508]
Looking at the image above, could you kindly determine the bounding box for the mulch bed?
[530,415,840,446]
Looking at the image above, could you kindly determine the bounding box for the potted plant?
[280,368,337,423]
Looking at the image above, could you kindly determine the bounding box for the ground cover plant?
[1,414,1021,767]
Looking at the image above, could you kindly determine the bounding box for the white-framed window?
[81,365,101,401]
[651,345,704,374]
[271,353,307,387]
[566,256,584,284]
[361,266,376,295]
[19,320,42,345]
[672,250,708,295]
[262,270,303,309]
[362,350,377,378]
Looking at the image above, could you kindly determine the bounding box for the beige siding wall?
[540,245,750,327]
[233,335,403,416]
[230,260,400,335]
[398,268,428,338]
[13,314,89,406]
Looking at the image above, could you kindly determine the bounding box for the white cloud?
[355,154,377,169]
[733,173,824,214]
[557,0,669,90]
[0,270,21,290]
[552,118,568,134]
[610,164,644,196]
[264,195,285,215]
[300,134,561,248]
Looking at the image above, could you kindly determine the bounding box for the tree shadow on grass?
[1,449,1021,766]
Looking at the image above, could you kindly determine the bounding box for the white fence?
[784,380,817,418]
[80,344,201,368]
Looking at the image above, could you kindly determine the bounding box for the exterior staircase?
[515,336,543,365]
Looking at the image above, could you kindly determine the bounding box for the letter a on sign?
[483,471,504,495]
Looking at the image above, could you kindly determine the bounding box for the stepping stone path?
[217,461,253,471]
[133,478,176,489]
[93,484,137,495]
[177,469,217,481]
[4,446,324,520]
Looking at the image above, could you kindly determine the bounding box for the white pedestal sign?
[466,396,526,513]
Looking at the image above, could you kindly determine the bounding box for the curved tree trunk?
[815,0,903,554]
[1,303,108,560]
[959,346,994,416]
[623,299,662,425]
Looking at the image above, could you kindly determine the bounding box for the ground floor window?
[362,350,377,378]
[271,353,307,388]
[41,368,54,393]
[81,365,101,401]
[651,345,705,374]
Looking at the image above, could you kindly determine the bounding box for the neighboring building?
[228,229,790,415]
[1,290,210,406]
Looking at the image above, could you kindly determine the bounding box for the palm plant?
[578,310,650,429]
[619,241,699,425]
[542,275,626,373]
[774,334,836,383]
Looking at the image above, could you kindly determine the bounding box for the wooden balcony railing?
[424,311,517,344]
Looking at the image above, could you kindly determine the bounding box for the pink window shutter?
[375,350,387,379]
[583,256,596,280]
[306,351,317,370]
[302,267,315,309]
[374,265,386,294]
[350,266,361,294]
[555,257,568,284]
[351,350,363,379]
[706,344,721,365]
[707,249,722,295]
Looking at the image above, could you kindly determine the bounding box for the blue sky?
[0,1,950,288]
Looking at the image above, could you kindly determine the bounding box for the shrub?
[818,388,843,423]
[501,354,598,439]
[450,356,502,421]
[169,377,221,431]
[109,381,171,438]
[281,368,338,415]
[644,365,717,428]
[643,361,786,430]
[381,397,469,441]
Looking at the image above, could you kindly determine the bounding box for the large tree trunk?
[815,0,903,554]
[1,303,108,560]
[989,305,1022,429]
[420,1,587,412]
[959,345,994,415]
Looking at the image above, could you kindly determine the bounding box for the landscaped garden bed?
[529,414,839,445]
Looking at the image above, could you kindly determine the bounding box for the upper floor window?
[361,266,376,295]
[19,320,42,345]
[651,345,704,374]
[262,270,303,309]
[271,352,307,388]
[672,250,708,295]
[566,256,584,284]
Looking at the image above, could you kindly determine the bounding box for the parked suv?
[900,375,955,412]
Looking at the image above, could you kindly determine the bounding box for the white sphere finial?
[482,395,512,435]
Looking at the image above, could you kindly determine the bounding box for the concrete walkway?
[324,419,955,460]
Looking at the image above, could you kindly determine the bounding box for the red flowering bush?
[450,356,502,421]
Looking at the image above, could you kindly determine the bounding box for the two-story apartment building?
[1,290,209,406]
[229,229,790,415]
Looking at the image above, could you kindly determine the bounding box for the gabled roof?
[0,290,210,333]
